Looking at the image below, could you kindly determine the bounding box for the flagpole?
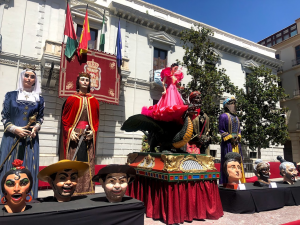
[62,0,69,44]
[115,17,120,55]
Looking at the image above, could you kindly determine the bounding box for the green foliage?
[236,66,289,157]
[141,135,150,152]
[179,25,238,143]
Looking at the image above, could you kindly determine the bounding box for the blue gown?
[0,91,44,198]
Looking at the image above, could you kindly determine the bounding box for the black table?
[0,193,145,225]
[219,182,300,213]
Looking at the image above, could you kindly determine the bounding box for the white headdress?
[16,68,41,102]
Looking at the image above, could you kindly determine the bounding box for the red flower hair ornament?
[11,159,25,170]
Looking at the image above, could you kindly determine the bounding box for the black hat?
[92,164,136,184]
[277,155,286,163]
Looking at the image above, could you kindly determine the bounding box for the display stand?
[0,193,144,225]
[126,152,223,224]
[219,182,300,213]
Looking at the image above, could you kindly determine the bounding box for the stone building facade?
[259,18,300,162]
[0,0,283,165]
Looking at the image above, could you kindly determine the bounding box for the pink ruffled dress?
[142,67,188,124]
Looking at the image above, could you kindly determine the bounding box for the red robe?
[61,92,99,159]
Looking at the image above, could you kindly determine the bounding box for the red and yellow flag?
[77,9,91,57]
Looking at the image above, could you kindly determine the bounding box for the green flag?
[99,11,105,51]
[65,37,78,58]
[64,3,78,58]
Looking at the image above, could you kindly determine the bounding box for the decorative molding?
[124,0,275,55]
[243,59,259,70]
[0,52,40,69]
[148,31,176,49]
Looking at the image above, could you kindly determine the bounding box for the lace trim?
[16,99,37,106]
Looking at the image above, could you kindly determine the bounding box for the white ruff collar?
[17,90,40,103]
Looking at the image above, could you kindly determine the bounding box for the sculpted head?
[254,159,270,183]
[223,96,237,115]
[278,156,298,185]
[37,160,89,202]
[92,165,136,203]
[1,159,33,213]
[223,152,242,184]
[76,72,91,93]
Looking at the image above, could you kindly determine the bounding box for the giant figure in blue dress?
[0,65,44,198]
[219,97,245,184]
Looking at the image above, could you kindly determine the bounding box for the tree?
[179,25,238,143]
[236,65,289,158]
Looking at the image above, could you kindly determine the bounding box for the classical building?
[0,0,283,165]
[258,18,300,162]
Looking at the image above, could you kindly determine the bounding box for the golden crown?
[86,59,99,69]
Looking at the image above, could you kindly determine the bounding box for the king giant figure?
[59,72,99,195]
[219,97,245,184]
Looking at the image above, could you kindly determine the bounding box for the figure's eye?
[5,180,15,187]
[20,178,29,186]
[71,175,78,181]
[59,176,67,181]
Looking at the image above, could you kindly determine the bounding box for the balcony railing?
[292,58,300,67]
[297,122,300,130]
[294,89,300,97]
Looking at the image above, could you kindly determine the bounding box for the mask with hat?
[92,164,136,203]
[37,160,89,202]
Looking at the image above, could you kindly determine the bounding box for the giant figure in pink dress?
[142,63,188,124]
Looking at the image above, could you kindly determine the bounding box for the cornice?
[211,36,283,69]
[124,0,275,55]
[0,52,40,69]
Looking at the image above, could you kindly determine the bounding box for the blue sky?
[145,0,300,43]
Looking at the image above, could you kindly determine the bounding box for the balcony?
[277,66,283,74]
[297,122,300,130]
[149,69,164,91]
[294,89,300,97]
[292,58,300,67]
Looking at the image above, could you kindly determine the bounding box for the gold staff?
[0,112,38,171]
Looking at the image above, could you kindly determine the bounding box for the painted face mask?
[1,159,33,213]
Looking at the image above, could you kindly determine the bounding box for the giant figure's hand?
[70,130,79,141]
[85,130,93,140]
[29,126,39,138]
[15,126,31,138]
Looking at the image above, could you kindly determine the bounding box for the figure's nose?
[114,182,121,188]
[65,179,72,184]
[14,183,20,192]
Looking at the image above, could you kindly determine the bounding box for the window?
[210,150,216,157]
[283,34,289,40]
[76,25,98,49]
[298,76,300,90]
[291,30,297,37]
[246,73,250,94]
[276,38,282,44]
[295,45,300,60]
[266,42,272,47]
[153,48,167,71]
[275,54,280,59]
[249,152,257,158]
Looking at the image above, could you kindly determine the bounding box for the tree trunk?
[258,147,261,159]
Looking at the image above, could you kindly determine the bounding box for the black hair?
[100,173,128,183]
[223,152,241,177]
[1,168,33,195]
[76,73,91,93]
[170,63,178,70]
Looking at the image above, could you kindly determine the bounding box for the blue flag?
[116,19,122,69]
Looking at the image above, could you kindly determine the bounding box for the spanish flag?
[77,8,91,57]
